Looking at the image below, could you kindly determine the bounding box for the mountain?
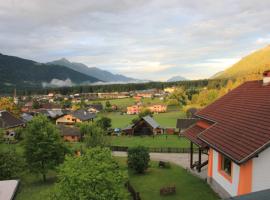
[212,45,270,79]
[0,53,100,90]
[47,58,139,82]
[167,75,188,82]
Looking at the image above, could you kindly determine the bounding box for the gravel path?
[113,151,208,179]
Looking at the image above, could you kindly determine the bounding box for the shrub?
[0,149,24,180]
[127,146,150,173]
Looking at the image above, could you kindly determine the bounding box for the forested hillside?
[213,45,270,79]
[0,53,100,92]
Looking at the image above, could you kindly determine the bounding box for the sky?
[0,0,270,81]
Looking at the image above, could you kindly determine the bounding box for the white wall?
[252,147,270,192]
[212,150,240,196]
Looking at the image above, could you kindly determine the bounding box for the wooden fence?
[125,181,141,200]
[111,146,198,153]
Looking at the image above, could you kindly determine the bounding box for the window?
[218,154,232,182]
[221,156,232,176]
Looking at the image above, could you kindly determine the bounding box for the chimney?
[263,70,270,86]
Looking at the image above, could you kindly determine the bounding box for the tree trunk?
[42,173,47,182]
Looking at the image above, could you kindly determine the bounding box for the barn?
[123,115,163,136]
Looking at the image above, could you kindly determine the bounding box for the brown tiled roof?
[182,125,207,147]
[0,111,24,129]
[196,80,270,164]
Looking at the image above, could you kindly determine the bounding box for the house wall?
[63,135,79,142]
[252,147,270,192]
[127,106,140,115]
[212,149,240,197]
[148,105,167,113]
[56,114,81,125]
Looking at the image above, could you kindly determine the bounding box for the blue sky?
[0,0,270,81]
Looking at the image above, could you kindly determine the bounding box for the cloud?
[256,36,270,45]
[0,0,270,80]
[42,78,74,88]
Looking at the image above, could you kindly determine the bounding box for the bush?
[96,117,112,130]
[52,148,128,200]
[0,149,24,180]
[127,146,150,173]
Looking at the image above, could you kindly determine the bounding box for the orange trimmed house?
[148,104,167,113]
[56,110,95,126]
[127,104,166,115]
[182,71,270,198]
[57,125,81,142]
[127,105,141,115]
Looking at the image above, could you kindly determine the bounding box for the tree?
[52,148,128,200]
[0,128,4,142]
[127,146,150,174]
[105,100,111,108]
[0,149,24,180]
[80,123,109,148]
[32,100,40,109]
[138,108,152,118]
[96,117,112,130]
[0,97,20,116]
[168,87,188,107]
[24,115,67,182]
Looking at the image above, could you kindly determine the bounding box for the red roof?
[182,125,207,147]
[196,80,270,164]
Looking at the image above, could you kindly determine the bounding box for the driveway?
[112,151,208,179]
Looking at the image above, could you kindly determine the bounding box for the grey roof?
[21,113,33,122]
[39,109,65,119]
[0,111,24,129]
[57,125,81,136]
[225,189,270,200]
[71,110,96,121]
[142,115,160,129]
[122,124,134,130]
[0,180,19,200]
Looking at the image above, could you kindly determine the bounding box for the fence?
[111,146,198,153]
[125,181,141,200]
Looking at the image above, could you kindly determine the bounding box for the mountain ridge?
[167,75,188,82]
[47,58,140,83]
[0,53,100,90]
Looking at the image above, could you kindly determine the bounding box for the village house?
[182,71,270,198]
[56,110,96,126]
[57,125,81,142]
[148,104,167,113]
[87,104,103,113]
[126,105,141,115]
[0,110,24,139]
[21,101,33,112]
[164,87,176,93]
[127,104,166,115]
[123,115,163,136]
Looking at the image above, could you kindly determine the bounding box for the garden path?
[113,151,208,179]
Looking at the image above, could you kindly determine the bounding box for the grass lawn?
[109,135,190,148]
[88,97,166,110]
[16,172,56,200]
[153,111,185,127]
[97,110,185,129]
[97,112,137,128]
[116,158,219,200]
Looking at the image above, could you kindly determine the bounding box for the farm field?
[109,135,190,148]
[116,158,219,200]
